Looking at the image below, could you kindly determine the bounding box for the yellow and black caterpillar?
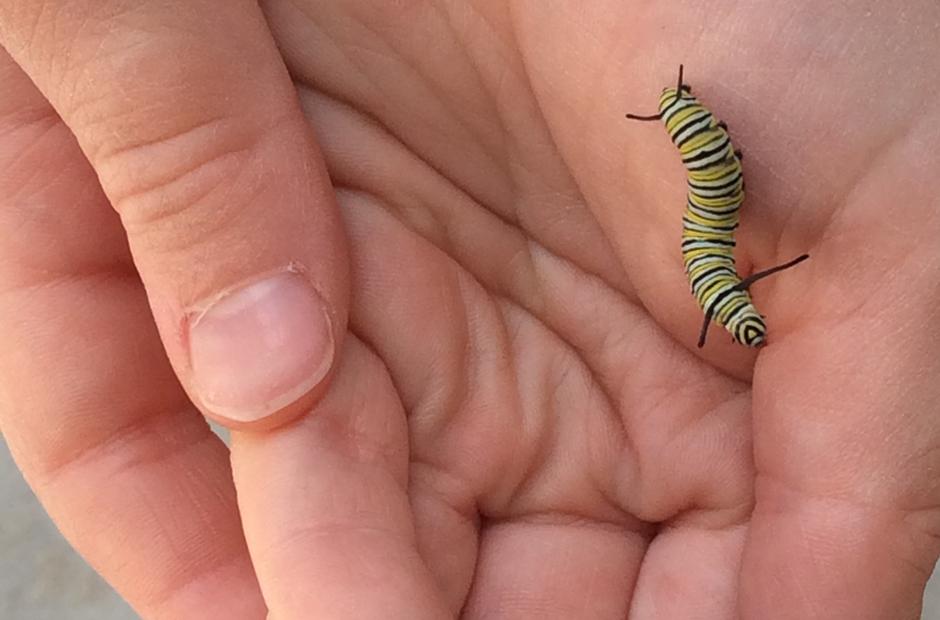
[627,65,808,348]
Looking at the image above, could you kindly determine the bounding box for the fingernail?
[188,271,334,423]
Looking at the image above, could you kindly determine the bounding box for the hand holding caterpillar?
[626,65,809,348]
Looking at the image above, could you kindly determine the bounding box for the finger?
[462,519,644,619]
[629,523,748,619]
[0,0,349,429]
[0,50,265,617]
[231,336,450,619]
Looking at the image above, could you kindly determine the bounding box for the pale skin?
[0,1,938,619]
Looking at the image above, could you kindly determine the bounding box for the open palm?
[1,2,938,619]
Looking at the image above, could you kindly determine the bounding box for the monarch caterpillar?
[626,65,809,348]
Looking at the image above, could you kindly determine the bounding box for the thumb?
[0,1,348,429]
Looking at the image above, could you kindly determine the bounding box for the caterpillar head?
[624,65,693,124]
[656,64,694,116]
[658,84,694,114]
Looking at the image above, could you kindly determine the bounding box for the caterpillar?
[626,65,808,348]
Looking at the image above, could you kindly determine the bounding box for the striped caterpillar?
[626,65,808,348]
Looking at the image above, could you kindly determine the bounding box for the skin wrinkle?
[0,101,59,144]
[303,400,410,483]
[433,2,516,200]
[753,470,937,529]
[148,557,259,618]
[653,390,750,479]
[298,83,627,315]
[283,6,626,291]
[666,501,753,531]
[904,507,940,558]
[339,171,753,524]
[0,275,182,451]
[407,460,482,605]
[336,6,516,213]
[419,268,477,443]
[439,2,610,296]
[90,114,232,172]
[428,265,597,507]
[409,460,482,527]
[39,431,246,613]
[491,295,629,513]
[97,114,295,225]
[255,521,419,567]
[344,203,545,518]
[449,272,538,507]
[296,79,513,258]
[108,145,248,228]
[307,90,693,431]
[500,3,633,293]
[752,471,940,587]
[22,400,200,486]
[504,0,594,169]
[6,141,69,201]
[507,93,685,360]
[0,249,137,294]
[146,544,256,615]
[359,5,516,218]
[488,510,650,537]
[273,2,385,112]
[492,307,570,512]
[495,288,748,524]
[339,189,473,442]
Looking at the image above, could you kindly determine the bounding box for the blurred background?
[2,433,939,619]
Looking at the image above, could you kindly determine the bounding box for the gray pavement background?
[2,433,939,619]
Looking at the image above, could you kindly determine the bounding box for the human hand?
[1,2,939,619]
